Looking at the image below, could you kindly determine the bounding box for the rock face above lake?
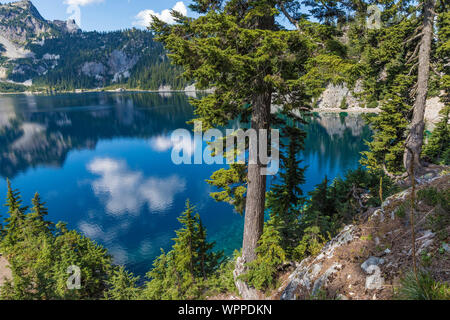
[317,81,364,109]
[315,81,445,125]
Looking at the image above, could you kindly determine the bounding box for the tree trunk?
[234,92,271,301]
[234,11,275,300]
[241,92,271,264]
[403,0,436,173]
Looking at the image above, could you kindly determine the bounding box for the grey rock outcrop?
[316,81,363,109]
[81,62,106,78]
[51,19,80,34]
[312,263,342,295]
[233,257,263,300]
[281,225,359,300]
[361,257,385,290]
[0,0,52,45]
[108,50,138,83]
[361,257,385,273]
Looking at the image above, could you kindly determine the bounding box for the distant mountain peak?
[0,0,53,45]
[0,0,82,48]
[9,0,45,21]
[0,0,184,91]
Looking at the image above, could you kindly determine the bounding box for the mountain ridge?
[0,0,187,91]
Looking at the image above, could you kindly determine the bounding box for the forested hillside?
[0,1,188,91]
[26,29,188,90]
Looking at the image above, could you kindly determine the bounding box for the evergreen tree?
[267,123,306,256]
[142,250,181,300]
[27,192,53,236]
[2,179,27,248]
[149,2,351,290]
[195,215,223,280]
[172,199,199,285]
[308,178,335,218]
[143,200,222,300]
[361,75,412,175]
[104,266,140,300]
[423,106,450,165]
[293,225,327,261]
[343,0,446,174]
[403,0,440,172]
[240,220,286,291]
[0,184,112,300]
[352,2,417,175]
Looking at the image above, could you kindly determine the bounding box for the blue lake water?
[0,92,372,277]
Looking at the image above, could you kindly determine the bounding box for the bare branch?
[382,164,408,181]
[431,64,441,76]
[410,82,418,98]
[279,3,299,30]
[406,42,421,64]
[408,62,419,76]
[404,32,424,44]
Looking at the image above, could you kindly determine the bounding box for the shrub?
[293,226,328,261]
[418,188,450,241]
[240,223,286,291]
[205,255,238,296]
[396,271,450,300]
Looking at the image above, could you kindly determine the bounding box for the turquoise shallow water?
[0,92,372,276]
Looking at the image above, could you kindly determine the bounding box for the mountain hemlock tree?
[2,179,27,248]
[354,0,447,175]
[104,266,141,300]
[239,220,286,291]
[149,0,353,298]
[1,184,113,300]
[266,123,306,256]
[143,200,222,299]
[423,105,450,164]
[403,0,438,173]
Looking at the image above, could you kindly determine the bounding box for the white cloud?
[88,158,186,215]
[133,1,187,28]
[64,0,104,27]
[64,0,105,6]
[149,135,174,152]
[149,134,195,156]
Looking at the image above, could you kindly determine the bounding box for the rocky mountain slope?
[0,0,186,91]
[0,0,77,59]
[273,170,449,300]
[210,169,449,301]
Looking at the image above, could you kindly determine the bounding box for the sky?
[1,0,298,32]
[0,0,199,31]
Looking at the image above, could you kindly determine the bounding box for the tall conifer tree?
[2,179,27,248]
[267,123,306,256]
[149,2,352,297]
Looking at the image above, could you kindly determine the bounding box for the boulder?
[361,257,385,290]
[361,257,385,274]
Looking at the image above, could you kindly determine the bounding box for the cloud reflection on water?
[88,157,186,215]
